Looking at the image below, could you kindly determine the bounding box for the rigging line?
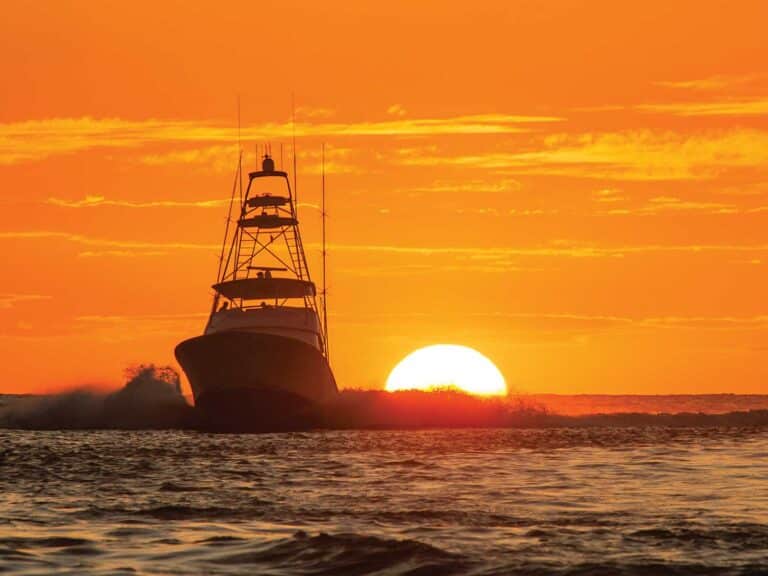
[322,142,330,361]
[240,228,298,275]
[217,153,241,283]
[244,242,296,275]
[234,157,245,279]
[284,174,307,279]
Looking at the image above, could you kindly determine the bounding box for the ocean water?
[1,427,767,575]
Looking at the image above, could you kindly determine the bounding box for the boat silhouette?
[175,152,336,431]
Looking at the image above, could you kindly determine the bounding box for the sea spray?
[0,364,192,430]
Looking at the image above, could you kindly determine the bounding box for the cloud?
[140,144,239,171]
[75,312,207,323]
[0,231,217,255]
[405,179,521,194]
[0,113,562,164]
[636,315,768,329]
[46,196,229,209]
[636,99,768,117]
[482,312,768,335]
[399,130,768,181]
[71,312,208,342]
[0,294,51,309]
[604,196,739,216]
[593,188,626,203]
[338,262,550,277]
[295,147,362,175]
[507,208,558,216]
[295,106,335,119]
[76,250,170,258]
[601,196,768,216]
[331,310,768,332]
[654,74,761,91]
[315,241,768,259]
[3,230,768,261]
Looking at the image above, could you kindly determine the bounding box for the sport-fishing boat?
[175,151,336,430]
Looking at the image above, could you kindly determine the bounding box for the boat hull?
[175,331,337,431]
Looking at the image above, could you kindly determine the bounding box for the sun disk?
[385,344,507,396]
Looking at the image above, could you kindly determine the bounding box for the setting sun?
[385,345,507,396]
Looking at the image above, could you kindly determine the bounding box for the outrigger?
[175,151,336,431]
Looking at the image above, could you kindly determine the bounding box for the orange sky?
[1,0,767,395]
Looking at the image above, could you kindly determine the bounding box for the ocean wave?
[0,530,469,576]
[79,503,271,522]
[202,531,470,575]
[3,528,766,576]
[627,523,768,551]
[473,560,768,576]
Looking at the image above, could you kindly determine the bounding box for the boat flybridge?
[175,151,336,431]
[208,153,327,352]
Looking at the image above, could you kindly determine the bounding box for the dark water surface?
[1,428,767,575]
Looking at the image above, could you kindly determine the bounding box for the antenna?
[321,143,329,361]
[291,93,298,215]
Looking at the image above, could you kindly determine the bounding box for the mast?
[321,143,329,360]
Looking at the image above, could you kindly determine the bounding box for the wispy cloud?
[482,312,768,338]
[331,310,768,332]
[76,250,171,258]
[71,312,208,342]
[405,179,521,194]
[386,104,407,117]
[338,262,550,277]
[399,130,768,181]
[508,208,559,216]
[140,144,239,171]
[0,113,562,164]
[75,312,207,323]
[315,241,768,258]
[593,188,626,203]
[636,99,768,117]
[474,311,768,328]
[295,106,335,119]
[0,293,51,309]
[654,74,762,91]
[603,196,738,216]
[602,196,768,216]
[46,195,229,209]
[0,231,217,255]
[295,146,363,175]
[3,230,768,261]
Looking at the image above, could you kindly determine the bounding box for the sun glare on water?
[385,344,507,396]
